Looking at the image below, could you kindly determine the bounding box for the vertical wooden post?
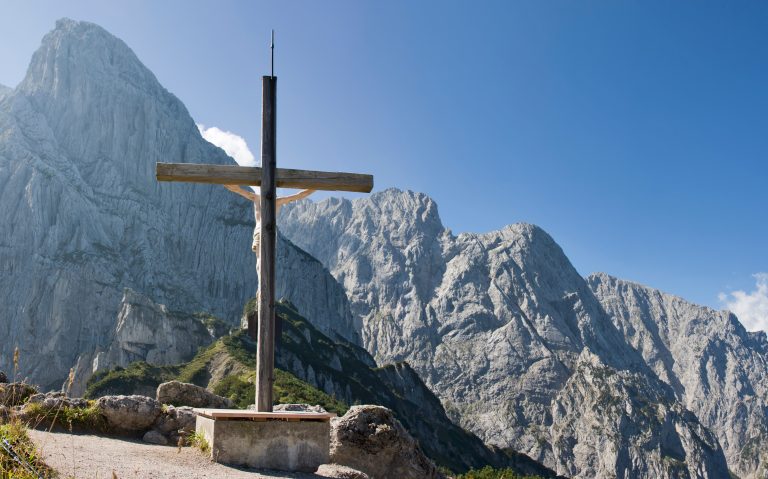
[255,75,276,412]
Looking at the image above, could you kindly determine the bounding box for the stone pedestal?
[193,408,334,472]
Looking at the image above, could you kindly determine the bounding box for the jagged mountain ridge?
[279,189,753,478]
[588,273,768,478]
[0,18,356,392]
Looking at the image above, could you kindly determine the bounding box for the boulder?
[142,429,169,446]
[151,405,196,442]
[156,381,233,409]
[27,392,88,410]
[330,405,443,479]
[96,395,161,431]
[0,371,7,383]
[316,464,371,479]
[0,382,38,407]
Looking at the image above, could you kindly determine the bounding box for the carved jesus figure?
[223,185,315,293]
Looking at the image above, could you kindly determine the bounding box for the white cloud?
[720,273,768,332]
[197,124,256,167]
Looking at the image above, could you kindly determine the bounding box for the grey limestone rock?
[156,381,232,409]
[330,405,444,479]
[27,391,88,410]
[588,273,768,479]
[280,189,736,477]
[96,394,161,431]
[151,404,196,438]
[315,464,371,479]
[550,350,729,478]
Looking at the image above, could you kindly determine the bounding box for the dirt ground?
[28,429,338,479]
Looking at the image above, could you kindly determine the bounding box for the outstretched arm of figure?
[223,185,259,202]
[276,189,316,206]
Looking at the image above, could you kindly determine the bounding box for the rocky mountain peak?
[0,20,357,394]
[21,18,163,100]
[17,18,196,192]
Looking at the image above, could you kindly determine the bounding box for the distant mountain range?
[1,19,765,478]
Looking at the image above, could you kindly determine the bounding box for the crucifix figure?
[156,53,373,412]
[222,184,315,310]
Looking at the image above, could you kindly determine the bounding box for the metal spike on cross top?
[156,31,374,412]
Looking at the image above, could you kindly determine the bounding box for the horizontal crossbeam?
[156,163,373,193]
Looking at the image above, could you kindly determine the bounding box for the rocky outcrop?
[27,391,88,410]
[156,381,233,408]
[148,404,196,444]
[96,395,162,432]
[551,350,729,478]
[588,273,768,478]
[69,290,222,395]
[330,405,443,479]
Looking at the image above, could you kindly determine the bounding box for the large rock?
[96,395,161,431]
[150,404,196,443]
[27,391,88,410]
[330,405,443,479]
[316,464,370,479]
[156,381,233,408]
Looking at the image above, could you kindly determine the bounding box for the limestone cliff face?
[280,189,732,477]
[588,273,768,478]
[0,19,355,391]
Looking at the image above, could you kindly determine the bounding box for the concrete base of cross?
[193,409,335,472]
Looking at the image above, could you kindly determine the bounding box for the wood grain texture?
[156,163,373,193]
[255,75,277,413]
[192,409,335,420]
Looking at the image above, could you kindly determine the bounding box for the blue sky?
[1,1,766,323]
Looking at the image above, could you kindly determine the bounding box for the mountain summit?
[279,188,765,478]
[0,19,354,392]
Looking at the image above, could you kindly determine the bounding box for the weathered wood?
[192,408,336,421]
[255,75,277,413]
[156,163,373,193]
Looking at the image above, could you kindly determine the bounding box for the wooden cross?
[156,75,373,412]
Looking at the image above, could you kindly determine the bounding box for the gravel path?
[28,430,330,479]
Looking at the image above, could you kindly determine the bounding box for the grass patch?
[22,401,106,432]
[455,466,543,479]
[187,431,210,454]
[0,418,57,478]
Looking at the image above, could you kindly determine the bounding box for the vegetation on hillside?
[84,319,349,416]
[455,466,543,479]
